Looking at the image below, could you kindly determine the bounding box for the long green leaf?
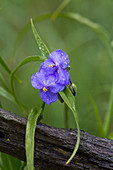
[0,153,21,170]
[10,55,45,92]
[0,56,21,83]
[104,85,113,136]
[0,56,11,74]
[65,111,80,165]
[26,104,45,170]
[30,19,50,59]
[59,86,80,165]
[0,87,29,115]
[63,85,76,111]
[10,55,45,112]
[51,0,71,20]
[11,12,113,63]
[11,13,52,59]
[89,94,105,137]
[0,72,10,91]
[0,86,16,104]
[58,12,113,62]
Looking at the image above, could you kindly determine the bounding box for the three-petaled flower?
[31,49,70,105]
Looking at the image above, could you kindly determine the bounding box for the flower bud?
[70,83,77,96]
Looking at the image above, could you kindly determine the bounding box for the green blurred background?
[1,0,113,134]
[0,0,113,168]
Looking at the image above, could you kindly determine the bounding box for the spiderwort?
[31,70,65,104]
[40,49,70,85]
[31,49,70,104]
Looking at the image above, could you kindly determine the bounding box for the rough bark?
[0,108,113,169]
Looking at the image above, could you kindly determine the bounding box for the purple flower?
[31,70,65,105]
[40,49,70,85]
[31,49,70,105]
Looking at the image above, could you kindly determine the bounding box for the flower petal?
[31,72,44,89]
[39,59,56,74]
[49,49,69,69]
[56,67,70,85]
[44,74,65,93]
[49,83,65,93]
[40,89,58,105]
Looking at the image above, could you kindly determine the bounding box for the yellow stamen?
[43,87,47,92]
[49,65,54,67]
[57,70,59,74]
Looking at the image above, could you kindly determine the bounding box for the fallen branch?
[0,108,113,169]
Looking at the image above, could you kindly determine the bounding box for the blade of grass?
[89,94,105,137]
[58,12,113,63]
[0,72,10,92]
[0,87,29,115]
[26,103,45,170]
[10,55,45,113]
[11,12,113,64]
[59,86,80,165]
[65,111,80,166]
[51,0,71,20]
[0,86,16,105]
[0,56,21,83]
[10,55,45,93]
[0,153,21,170]
[108,132,113,140]
[0,56,11,74]
[30,19,50,59]
[11,13,52,60]
[104,85,113,136]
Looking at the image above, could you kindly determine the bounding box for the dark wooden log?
[0,108,113,169]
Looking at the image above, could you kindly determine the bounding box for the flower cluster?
[31,49,70,105]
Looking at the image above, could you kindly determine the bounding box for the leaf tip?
[30,18,33,23]
[30,18,33,27]
[64,158,71,166]
[64,162,69,166]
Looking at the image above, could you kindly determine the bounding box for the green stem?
[51,0,71,20]
[64,103,68,129]
[38,102,45,121]
[65,110,80,165]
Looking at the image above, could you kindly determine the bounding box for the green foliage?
[0,86,16,105]
[104,85,113,136]
[1,0,113,169]
[25,20,80,167]
[0,56,21,83]
[90,85,113,139]
[51,0,71,20]
[30,19,50,59]
[26,106,45,170]
[59,86,80,165]
[0,153,21,170]
[58,12,113,62]
[12,13,52,59]
[10,55,45,113]
[0,56,12,74]
[10,55,45,93]
[0,72,9,91]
